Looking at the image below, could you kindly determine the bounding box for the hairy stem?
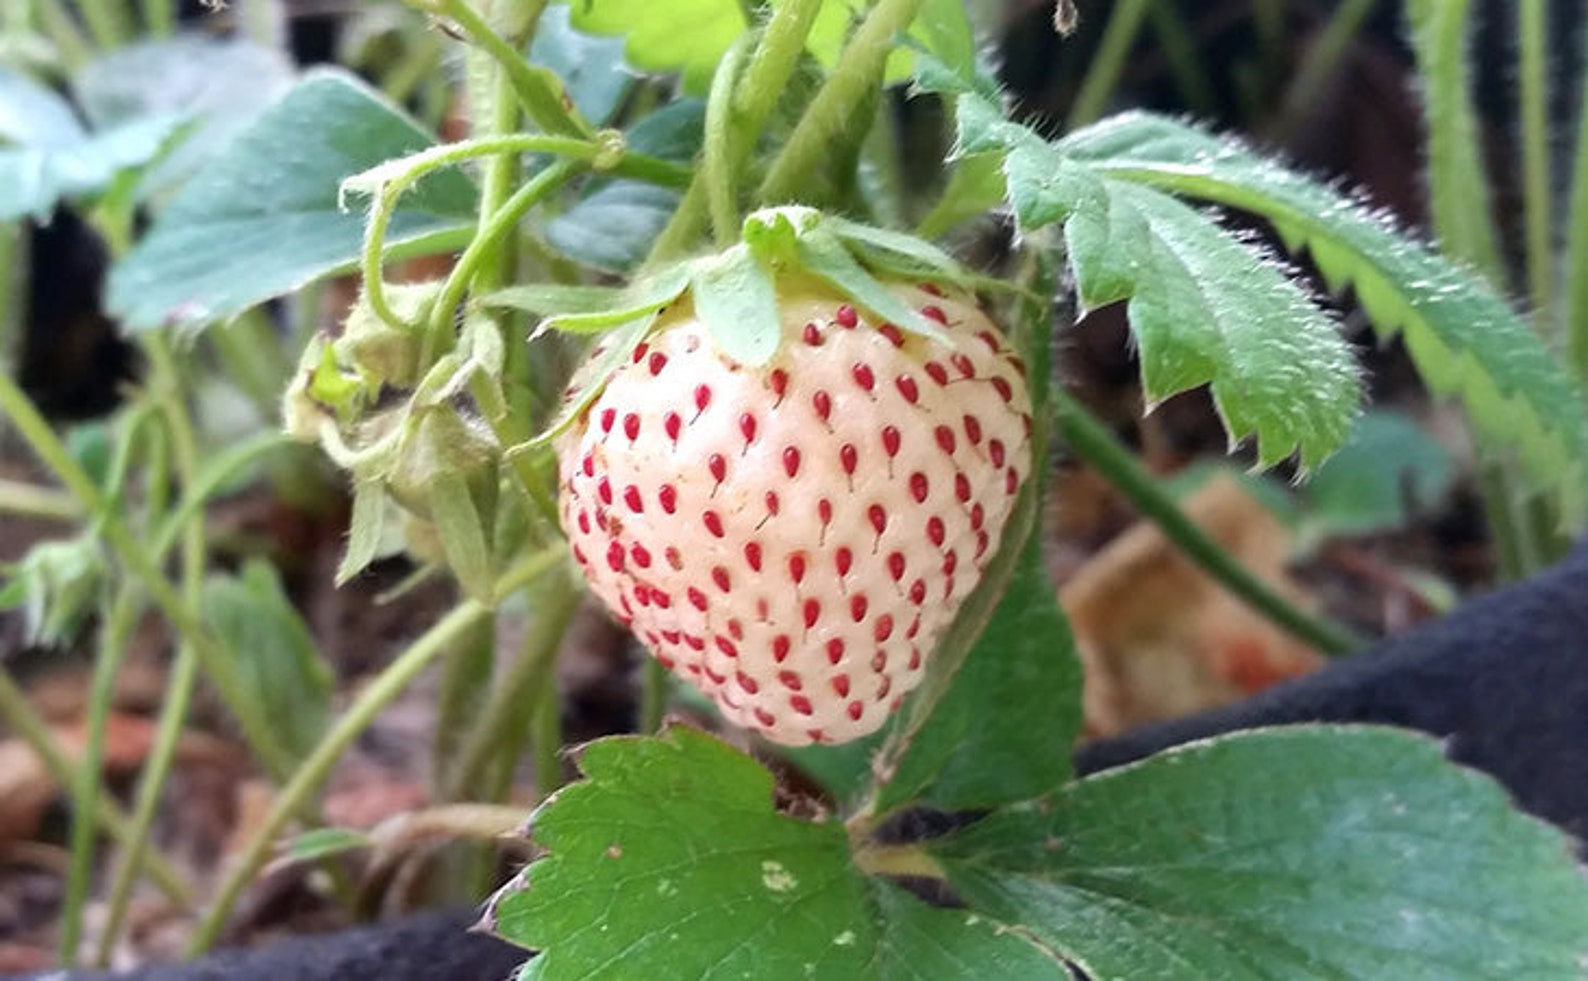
[59,584,141,966]
[647,0,827,263]
[759,0,927,204]
[1517,0,1553,329]
[705,34,755,248]
[446,567,580,801]
[1054,391,1359,656]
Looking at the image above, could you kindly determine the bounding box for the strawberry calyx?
[487,208,972,447]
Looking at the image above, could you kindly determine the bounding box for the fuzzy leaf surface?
[1062,111,1588,522]
[952,102,1361,469]
[490,727,1065,980]
[109,70,476,331]
[932,726,1588,979]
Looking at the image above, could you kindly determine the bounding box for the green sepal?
[689,243,781,365]
[528,266,689,336]
[525,315,656,447]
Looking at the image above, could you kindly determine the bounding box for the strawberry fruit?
[555,279,1033,746]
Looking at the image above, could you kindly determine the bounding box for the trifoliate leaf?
[932,726,1588,979]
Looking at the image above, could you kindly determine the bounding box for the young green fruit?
[556,284,1032,745]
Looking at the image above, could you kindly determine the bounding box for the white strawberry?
[555,283,1032,746]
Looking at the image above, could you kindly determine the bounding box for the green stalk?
[1407,0,1539,575]
[1566,21,1588,379]
[0,363,295,778]
[1517,0,1553,327]
[435,0,588,138]
[73,0,130,49]
[1146,2,1217,118]
[648,0,827,262]
[1054,391,1359,656]
[95,341,218,962]
[427,160,583,358]
[1250,0,1287,85]
[139,0,174,36]
[0,223,20,365]
[758,0,928,204]
[0,478,79,522]
[58,584,141,966]
[704,34,756,248]
[1067,0,1151,131]
[95,645,198,967]
[639,658,670,734]
[185,544,568,956]
[34,0,91,70]
[530,679,562,799]
[1273,0,1378,143]
[0,670,191,904]
[445,568,579,801]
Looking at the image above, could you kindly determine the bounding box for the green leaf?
[932,726,1588,978]
[530,6,632,125]
[3,536,105,647]
[543,182,680,273]
[428,469,496,604]
[515,266,689,334]
[1302,410,1455,537]
[281,826,371,864]
[337,479,387,585]
[483,283,631,318]
[201,561,333,762]
[0,112,186,221]
[488,726,1065,979]
[109,69,477,332]
[1062,111,1588,522]
[566,0,965,94]
[872,541,1081,815]
[72,35,295,198]
[949,104,1361,469]
[690,244,781,365]
[567,0,746,94]
[0,65,83,147]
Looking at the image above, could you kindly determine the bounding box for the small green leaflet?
[201,561,333,763]
[1061,111,1588,524]
[931,726,1588,978]
[488,726,1065,980]
[691,243,782,364]
[524,316,655,446]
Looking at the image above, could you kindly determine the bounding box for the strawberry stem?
[705,33,757,248]
[757,0,928,206]
[646,0,828,263]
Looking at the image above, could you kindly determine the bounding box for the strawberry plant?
[5,0,1588,975]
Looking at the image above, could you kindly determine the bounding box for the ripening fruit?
[555,284,1033,745]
